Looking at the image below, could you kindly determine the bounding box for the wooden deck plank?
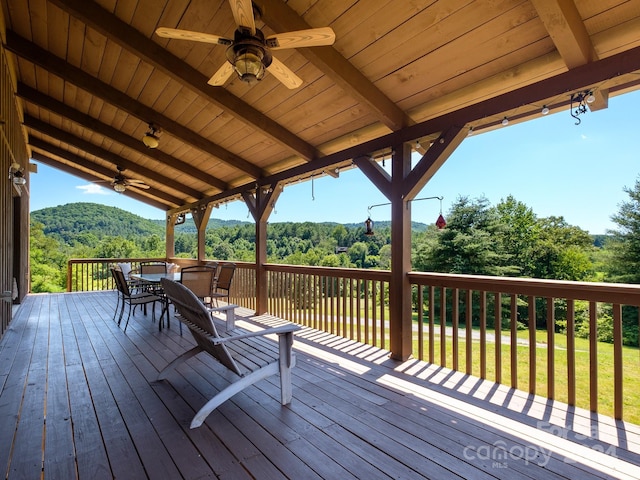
[0,296,41,479]
[65,293,148,479]
[8,295,48,479]
[60,293,114,480]
[43,294,77,479]
[1,291,638,480]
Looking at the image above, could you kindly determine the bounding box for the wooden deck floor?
[1,291,639,479]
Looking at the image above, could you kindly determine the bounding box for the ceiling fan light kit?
[109,166,151,192]
[142,124,160,148]
[155,0,335,89]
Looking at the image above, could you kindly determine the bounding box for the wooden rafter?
[4,31,266,180]
[24,116,202,202]
[18,84,229,192]
[530,0,596,68]
[255,0,413,131]
[48,0,320,163]
[30,150,176,210]
[529,0,608,111]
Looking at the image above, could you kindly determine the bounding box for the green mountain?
[31,203,164,243]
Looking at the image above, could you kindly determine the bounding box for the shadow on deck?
[0,291,638,479]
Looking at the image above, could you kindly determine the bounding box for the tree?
[606,177,640,283]
[495,195,539,276]
[416,196,515,275]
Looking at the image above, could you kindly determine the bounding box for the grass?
[412,325,640,425]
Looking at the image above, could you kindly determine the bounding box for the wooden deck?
[1,292,638,479]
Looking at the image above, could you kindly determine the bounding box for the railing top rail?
[68,257,167,265]
[265,263,391,281]
[408,271,640,305]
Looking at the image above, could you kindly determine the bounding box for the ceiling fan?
[155,0,335,89]
[109,166,150,193]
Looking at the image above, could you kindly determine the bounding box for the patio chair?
[179,264,218,305]
[111,267,163,332]
[209,262,235,306]
[159,278,300,428]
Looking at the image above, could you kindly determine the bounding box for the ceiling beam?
[5,30,266,180]
[169,41,640,214]
[30,150,175,210]
[529,0,608,111]
[24,115,203,201]
[17,84,229,192]
[530,0,596,68]
[255,0,413,132]
[48,0,320,163]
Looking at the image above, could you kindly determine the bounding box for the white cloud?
[76,184,111,195]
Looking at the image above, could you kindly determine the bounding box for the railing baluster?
[452,288,459,371]
[589,301,598,412]
[429,286,435,364]
[528,295,536,394]
[495,292,502,384]
[547,297,555,400]
[466,289,472,375]
[417,285,424,361]
[480,291,486,379]
[566,299,575,406]
[613,303,623,419]
[510,294,518,389]
[440,286,446,367]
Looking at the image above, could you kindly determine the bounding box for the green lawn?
[413,326,640,425]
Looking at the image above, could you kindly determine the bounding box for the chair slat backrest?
[214,263,236,290]
[180,265,217,300]
[161,278,241,375]
[111,267,131,296]
[140,262,167,274]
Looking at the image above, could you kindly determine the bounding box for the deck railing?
[66,257,166,292]
[67,258,640,422]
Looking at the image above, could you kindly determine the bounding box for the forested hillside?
[32,203,164,242]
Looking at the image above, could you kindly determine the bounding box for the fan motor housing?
[227,29,272,83]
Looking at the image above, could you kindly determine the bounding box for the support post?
[243,184,282,314]
[191,204,213,262]
[389,142,413,360]
[166,213,178,259]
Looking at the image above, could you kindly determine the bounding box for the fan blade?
[266,27,335,50]
[208,62,235,86]
[126,179,147,184]
[155,27,232,46]
[134,184,151,190]
[228,0,255,34]
[267,57,303,89]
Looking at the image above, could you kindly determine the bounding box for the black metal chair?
[111,267,162,331]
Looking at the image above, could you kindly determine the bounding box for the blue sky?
[29,89,640,235]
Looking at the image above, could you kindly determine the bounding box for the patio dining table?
[129,271,181,330]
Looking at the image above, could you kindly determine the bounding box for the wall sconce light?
[9,162,26,185]
[570,90,595,125]
[142,123,160,148]
[365,195,446,236]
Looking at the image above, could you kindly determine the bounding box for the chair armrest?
[212,325,300,344]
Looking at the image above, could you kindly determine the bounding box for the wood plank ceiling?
[2,0,640,214]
